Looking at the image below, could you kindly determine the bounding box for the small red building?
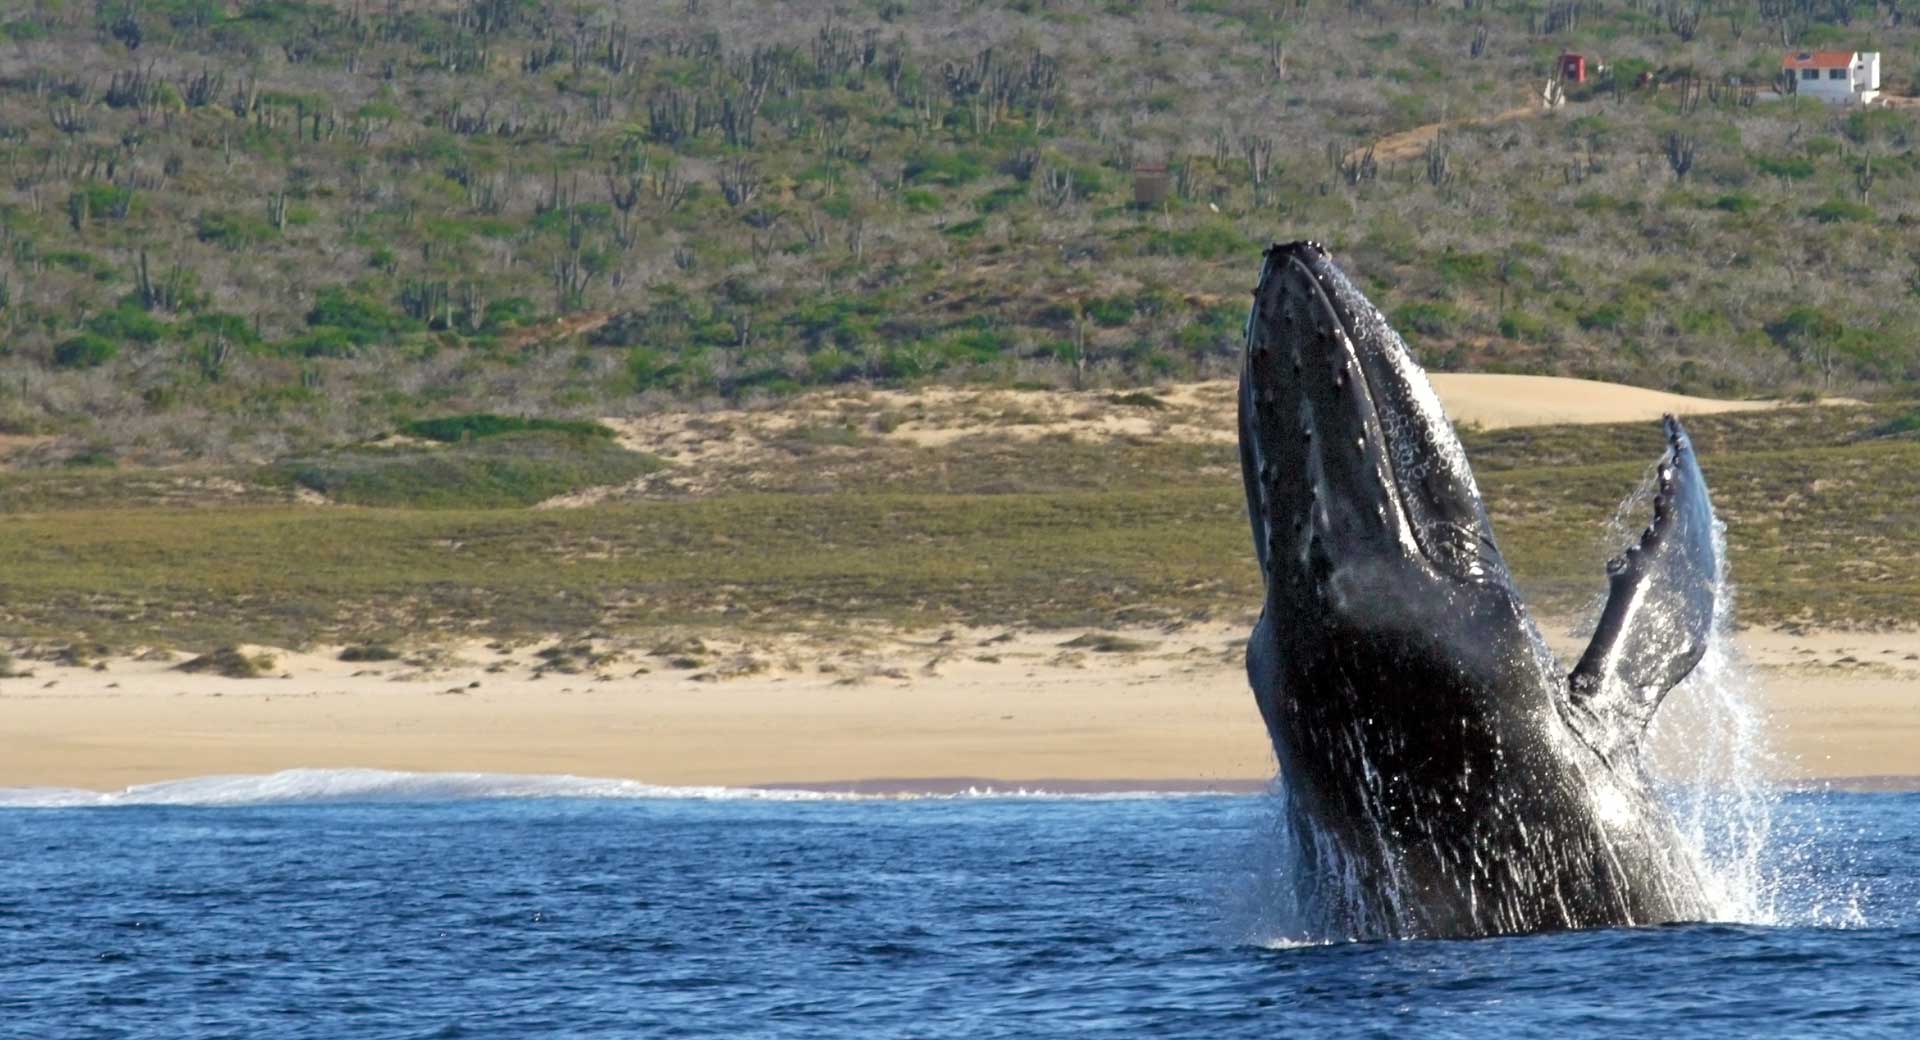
[1558,53,1588,83]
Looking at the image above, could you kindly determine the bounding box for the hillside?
[1,1,1918,465]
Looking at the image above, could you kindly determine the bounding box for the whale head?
[1239,241,1517,614]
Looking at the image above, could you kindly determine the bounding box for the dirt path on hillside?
[1349,102,1551,165]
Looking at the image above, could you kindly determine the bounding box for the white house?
[1783,50,1881,104]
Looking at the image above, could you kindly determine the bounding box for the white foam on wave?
[0,768,1217,809]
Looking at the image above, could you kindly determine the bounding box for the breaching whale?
[1240,241,1719,938]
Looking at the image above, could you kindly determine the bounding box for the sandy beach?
[1,623,1914,794]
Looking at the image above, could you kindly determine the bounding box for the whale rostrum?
[1240,241,1720,938]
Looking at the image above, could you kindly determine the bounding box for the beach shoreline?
[3,622,1913,795]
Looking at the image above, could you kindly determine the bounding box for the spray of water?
[1644,514,1868,929]
[1621,461,1863,928]
[1642,513,1781,922]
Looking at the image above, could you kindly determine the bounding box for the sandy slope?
[568,376,1811,497]
[2,625,1912,794]
[1426,374,1786,430]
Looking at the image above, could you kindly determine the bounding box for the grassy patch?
[262,432,662,508]
[175,647,277,678]
[0,405,1915,646]
[402,414,614,443]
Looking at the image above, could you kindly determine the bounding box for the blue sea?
[1,772,1914,1039]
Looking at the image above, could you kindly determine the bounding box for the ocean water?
[2,773,1915,1039]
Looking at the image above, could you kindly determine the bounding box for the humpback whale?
[1240,241,1719,938]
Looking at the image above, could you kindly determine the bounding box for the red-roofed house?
[1782,50,1881,104]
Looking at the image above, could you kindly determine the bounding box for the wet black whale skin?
[1238,241,1721,938]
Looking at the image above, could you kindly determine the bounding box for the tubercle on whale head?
[1240,241,1512,594]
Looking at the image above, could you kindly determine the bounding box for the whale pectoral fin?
[1568,416,1718,751]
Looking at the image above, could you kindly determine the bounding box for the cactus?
[1667,2,1702,40]
[135,251,193,313]
[49,102,90,135]
[1664,133,1697,181]
[105,66,163,110]
[647,88,690,143]
[1242,134,1274,207]
[719,159,761,208]
[1425,139,1454,188]
[606,155,646,213]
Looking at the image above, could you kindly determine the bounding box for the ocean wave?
[0,768,1230,808]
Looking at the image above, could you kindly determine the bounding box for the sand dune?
[579,375,1819,492]
[1428,374,1788,430]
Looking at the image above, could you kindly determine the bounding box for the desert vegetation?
[0,0,1917,465]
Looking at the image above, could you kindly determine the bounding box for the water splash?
[1646,514,1867,929]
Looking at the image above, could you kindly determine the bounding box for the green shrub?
[185,312,263,348]
[305,287,410,345]
[901,188,943,212]
[72,182,136,220]
[280,328,359,358]
[942,217,987,239]
[1577,303,1627,332]
[1807,198,1874,224]
[52,333,118,369]
[1174,304,1243,356]
[1765,306,1843,346]
[936,328,1012,365]
[1139,221,1250,259]
[483,297,540,330]
[401,414,613,442]
[904,148,988,186]
[1843,108,1906,145]
[43,250,112,277]
[974,185,1027,214]
[807,348,860,382]
[1497,312,1550,342]
[1861,408,1920,440]
[1,18,49,42]
[1397,301,1461,337]
[626,346,685,393]
[1084,295,1135,327]
[1753,156,1814,180]
[1435,251,1494,286]
[196,211,278,247]
[1675,308,1729,335]
[87,307,168,344]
